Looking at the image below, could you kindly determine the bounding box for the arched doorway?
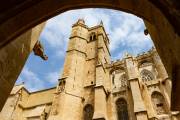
[151,91,167,115]
[116,98,129,120]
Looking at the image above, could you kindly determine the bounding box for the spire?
[100,20,103,26]
[124,52,132,58]
[72,18,87,28]
[76,18,85,24]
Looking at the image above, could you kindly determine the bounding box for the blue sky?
[16,8,153,92]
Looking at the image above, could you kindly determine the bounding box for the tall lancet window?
[120,74,127,87]
[116,98,129,120]
[140,69,154,82]
[151,91,167,115]
[83,104,94,120]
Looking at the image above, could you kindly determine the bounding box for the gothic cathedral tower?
[48,19,177,120]
[49,19,111,120]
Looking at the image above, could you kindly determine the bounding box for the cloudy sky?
[16,8,154,92]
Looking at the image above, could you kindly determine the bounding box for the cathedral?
[0,19,179,120]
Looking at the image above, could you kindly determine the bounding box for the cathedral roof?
[10,84,56,108]
[24,87,56,108]
[10,84,28,95]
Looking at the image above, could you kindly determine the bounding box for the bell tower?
[49,19,88,120]
[49,19,111,120]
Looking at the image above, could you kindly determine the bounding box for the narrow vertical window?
[93,34,96,40]
[112,73,115,85]
[90,36,93,41]
[89,32,96,41]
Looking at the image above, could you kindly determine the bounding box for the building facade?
[0,19,179,120]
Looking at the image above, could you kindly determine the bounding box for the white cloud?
[17,8,154,91]
[40,8,152,57]
[126,33,152,48]
[46,71,59,85]
[40,9,112,59]
[55,49,66,58]
[108,12,149,53]
[16,67,62,91]
[16,67,46,92]
[112,50,127,60]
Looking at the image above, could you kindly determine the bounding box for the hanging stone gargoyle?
[33,41,48,60]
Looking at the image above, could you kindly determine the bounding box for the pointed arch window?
[116,98,129,120]
[151,91,167,115]
[139,60,152,68]
[140,69,154,82]
[112,73,115,85]
[89,32,96,41]
[83,104,94,120]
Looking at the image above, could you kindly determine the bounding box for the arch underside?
[0,0,174,48]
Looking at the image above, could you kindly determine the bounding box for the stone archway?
[151,91,167,115]
[0,0,180,111]
[116,98,129,120]
[0,0,179,48]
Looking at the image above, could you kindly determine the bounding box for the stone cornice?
[66,49,87,57]
[69,36,87,41]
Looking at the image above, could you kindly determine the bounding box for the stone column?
[142,84,156,118]
[93,64,107,120]
[125,56,148,120]
[164,78,172,100]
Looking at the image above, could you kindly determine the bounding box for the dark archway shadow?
[0,0,175,48]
